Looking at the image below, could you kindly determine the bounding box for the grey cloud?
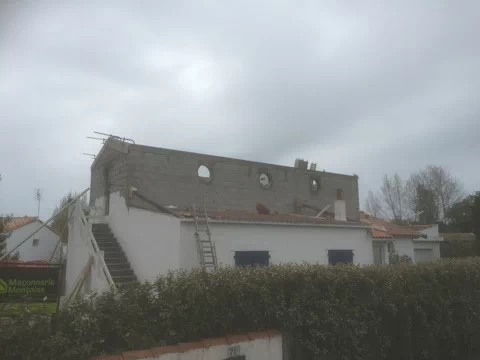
[1,0,479,218]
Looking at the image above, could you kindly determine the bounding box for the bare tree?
[365,190,383,217]
[406,166,463,222]
[51,191,88,243]
[381,173,408,223]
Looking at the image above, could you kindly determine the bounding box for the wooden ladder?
[193,205,218,271]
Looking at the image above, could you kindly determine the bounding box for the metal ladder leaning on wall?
[193,205,218,271]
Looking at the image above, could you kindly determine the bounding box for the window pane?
[235,251,269,266]
[328,250,353,265]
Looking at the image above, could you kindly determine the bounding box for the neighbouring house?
[360,212,442,264]
[65,137,374,297]
[2,216,61,262]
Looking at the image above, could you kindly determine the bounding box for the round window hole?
[198,165,211,179]
[259,173,272,188]
[311,179,319,192]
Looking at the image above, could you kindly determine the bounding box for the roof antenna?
[34,188,43,218]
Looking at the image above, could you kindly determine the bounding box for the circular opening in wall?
[259,173,272,189]
[311,179,319,192]
[197,165,211,180]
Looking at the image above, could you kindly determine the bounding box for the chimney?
[334,200,347,221]
[294,158,308,170]
[309,163,317,171]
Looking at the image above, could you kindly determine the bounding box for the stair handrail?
[79,205,116,289]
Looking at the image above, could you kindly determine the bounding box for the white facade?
[380,238,441,263]
[88,192,372,283]
[181,222,373,268]
[65,201,112,297]
[393,225,442,263]
[6,221,60,262]
[97,332,282,360]
[105,192,182,282]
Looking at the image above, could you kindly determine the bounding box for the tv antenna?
[34,188,43,218]
[86,131,135,144]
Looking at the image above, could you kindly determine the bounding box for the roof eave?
[180,218,369,229]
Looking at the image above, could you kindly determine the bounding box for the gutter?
[180,218,370,229]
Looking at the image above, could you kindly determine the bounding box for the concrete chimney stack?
[334,200,347,221]
[294,158,308,170]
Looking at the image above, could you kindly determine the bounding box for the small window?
[235,251,270,266]
[328,250,353,265]
[259,173,272,189]
[310,179,319,192]
[32,239,39,247]
[197,165,211,180]
[336,188,344,200]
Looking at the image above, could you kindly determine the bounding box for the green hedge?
[2,259,480,359]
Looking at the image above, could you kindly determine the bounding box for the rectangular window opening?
[328,250,353,265]
[234,251,269,267]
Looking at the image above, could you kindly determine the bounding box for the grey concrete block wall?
[90,145,128,206]
[91,140,360,221]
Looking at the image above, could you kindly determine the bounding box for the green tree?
[0,216,20,260]
[473,192,480,255]
[445,195,475,233]
[51,191,88,243]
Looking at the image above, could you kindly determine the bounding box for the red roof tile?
[406,224,435,231]
[3,216,38,231]
[360,212,423,238]
[371,228,393,239]
[174,208,366,227]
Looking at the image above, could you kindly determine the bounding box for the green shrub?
[2,259,480,359]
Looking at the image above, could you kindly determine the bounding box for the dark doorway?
[104,167,110,215]
[328,250,353,265]
[234,251,269,267]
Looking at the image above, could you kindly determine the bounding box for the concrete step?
[110,268,135,277]
[91,223,137,284]
[113,275,137,284]
[93,233,114,239]
[96,244,120,251]
[104,256,129,265]
[105,262,132,270]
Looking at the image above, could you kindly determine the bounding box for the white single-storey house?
[64,137,377,297]
[65,191,373,296]
[360,212,442,264]
[63,137,439,300]
[3,216,61,262]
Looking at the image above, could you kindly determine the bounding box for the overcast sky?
[1,1,479,219]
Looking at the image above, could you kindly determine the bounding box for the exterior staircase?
[91,223,137,286]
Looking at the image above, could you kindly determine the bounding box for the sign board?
[0,265,60,314]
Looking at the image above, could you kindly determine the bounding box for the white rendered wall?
[418,225,441,240]
[65,202,110,297]
[413,240,441,260]
[393,237,441,263]
[105,192,182,282]
[97,333,283,360]
[180,221,373,268]
[7,221,60,262]
[391,238,415,261]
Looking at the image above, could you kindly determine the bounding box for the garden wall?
[93,331,282,360]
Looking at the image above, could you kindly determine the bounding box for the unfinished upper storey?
[90,138,360,221]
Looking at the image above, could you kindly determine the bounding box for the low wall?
[93,330,282,360]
